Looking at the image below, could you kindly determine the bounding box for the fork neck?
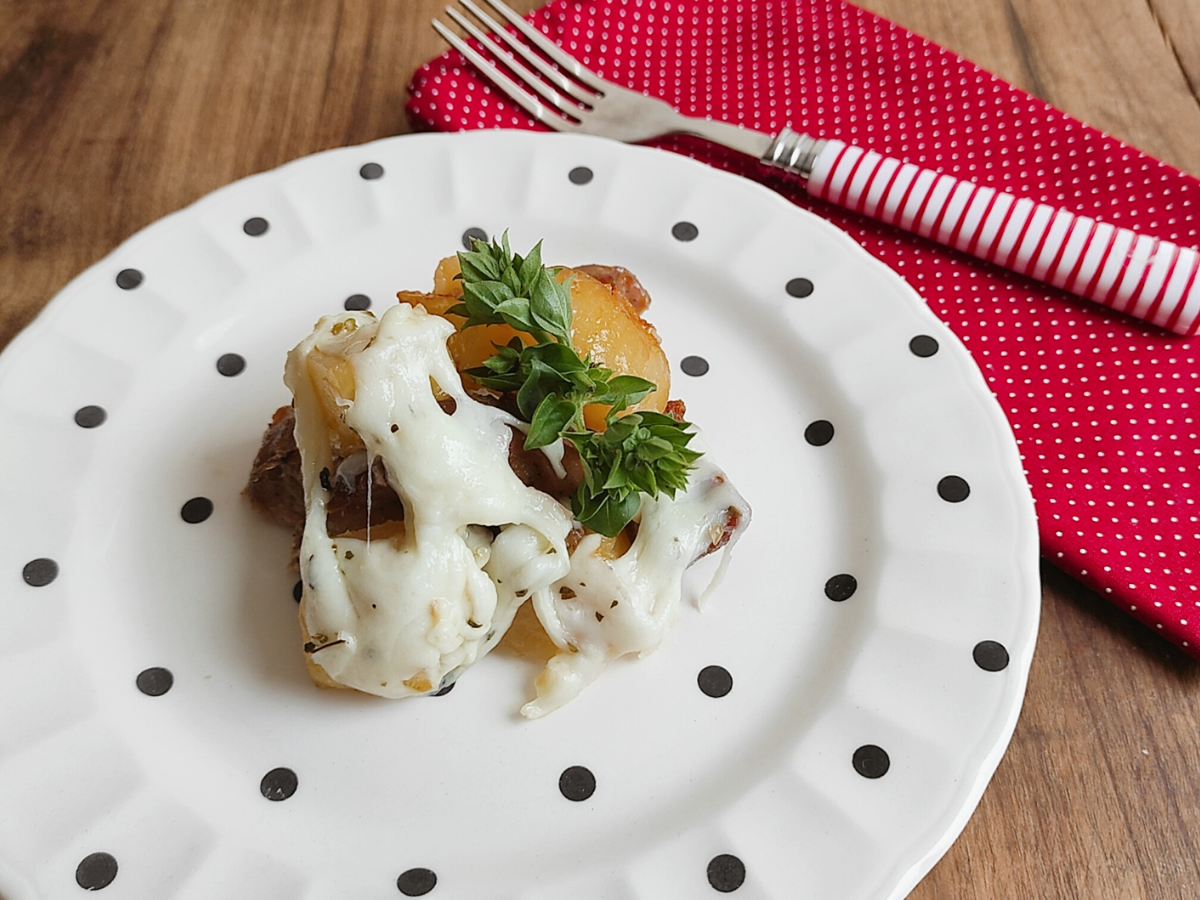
[761,127,827,181]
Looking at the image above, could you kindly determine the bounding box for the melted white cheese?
[284,301,749,714]
[524,449,749,718]
[286,304,571,697]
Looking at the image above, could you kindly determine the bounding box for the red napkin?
[408,0,1200,656]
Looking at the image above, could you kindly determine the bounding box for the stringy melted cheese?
[285,302,749,716]
[287,304,572,697]
[525,452,746,717]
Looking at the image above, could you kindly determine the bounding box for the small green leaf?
[605,375,656,398]
[466,279,516,309]
[515,359,558,419]
[507,268,526,296]
[528,341,588,376]
[455,255,488,284]
[573,488,643,537]
[480,352,517,373]
[529,269,572,344]
[457,241,502,281]
[601,455,631,490]
[464,367,524,392]
[493,296,540,334]
[634,436,677,461]
[518,241,545,288]
[526,398,576,449]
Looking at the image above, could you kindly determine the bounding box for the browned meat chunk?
[506,427,585,503]
[324,456,406,536]
[243,405,406,536]
[246,405,588,533]
[244,405,305,528]
[664,398,687,422]
[247,398,708,549]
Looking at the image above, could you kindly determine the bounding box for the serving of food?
[246,235,750,717]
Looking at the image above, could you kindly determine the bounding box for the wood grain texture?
[1147,0,1200,113]
[0,0,541,351]
[856,0,1200,175]
[1,1,1199,898]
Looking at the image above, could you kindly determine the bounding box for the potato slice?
[405,258,670,430]
[304,348,362,458]
[567,268,669,430]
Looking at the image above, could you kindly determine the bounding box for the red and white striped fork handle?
[805,140,1200,336]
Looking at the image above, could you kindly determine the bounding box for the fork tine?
[444,8,587,119]
[458,0,597,105]
[477,0,610,93]
[431,19,575,132]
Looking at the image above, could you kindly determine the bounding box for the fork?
[433,0,1200,336]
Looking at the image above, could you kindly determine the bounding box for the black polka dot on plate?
[243,217,269,236]
[115,268,143,290]
[260,767,298,801]
[824,573,857,602]
[973,640,1010,672]
[697,665,733,698]
[558,765,596,801]
[462,227,488,249]
[707,854,746,892]
[397,867,437,896]
[216,353,245,377]
[937,475,971,503]
[785,277,814,298]
[181,497,214,524]
[804,419,834,446]
[74,405,107,428]
[568,166,593,184]
[293,580,304,603]
[671,221,699,242]
[359,162,384,180]
[681,355,709,377]
[909,334,939,357]
[344,293,371,311]
[75,852,118,891]
[853,744,890,778]
[22,558,58,587]
[136,667,174,696]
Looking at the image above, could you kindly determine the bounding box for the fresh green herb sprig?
[466,338,657,450]
[448,233,573,346]
[566,412,703,538]
[454,234,702,537]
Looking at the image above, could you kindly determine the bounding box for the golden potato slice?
[495,601,558,663]
[398,288,535,392]
[432,256,465,297]
[304,349,362,458]
[403,258,670,430]
[596,523,634,559]
[566,268,669,430]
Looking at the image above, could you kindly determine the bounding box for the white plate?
[0,131,1038,900]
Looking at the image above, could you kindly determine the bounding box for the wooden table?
[3,1,1198,897]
